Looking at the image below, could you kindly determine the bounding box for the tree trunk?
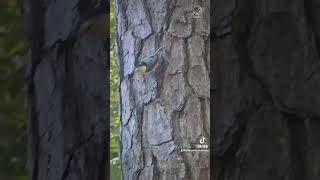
[212,0,320,180]
[22,0,108,179]
[116,0,210,179]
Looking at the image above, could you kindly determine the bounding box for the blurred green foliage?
[0,0,27,179]
[110,0,121,179]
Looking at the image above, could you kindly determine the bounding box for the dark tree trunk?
[116,0,210,179]
[22,0,109,179]
[212,0,320,180]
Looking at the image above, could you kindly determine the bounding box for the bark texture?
[23,0,108,179]
[116,0,210,179]
[212,0,320,180]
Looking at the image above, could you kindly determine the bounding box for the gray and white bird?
[134,45,166,75]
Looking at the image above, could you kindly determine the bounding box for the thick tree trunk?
[22,0,108,179]
[212,0,320,180]
[116,0,210,179]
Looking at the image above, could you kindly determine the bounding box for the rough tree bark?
[213,0,320,180]
[22,0,108,179]
[116,0,210,179]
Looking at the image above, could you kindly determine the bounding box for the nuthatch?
[134,45,166,75]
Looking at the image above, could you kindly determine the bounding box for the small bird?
[134,45,166,75]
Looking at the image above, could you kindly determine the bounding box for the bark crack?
[60,133,95,180]
[163,0,177,32]
[199,98,209,138]
[151,139,173,147]
[26,0,45,179]
[141,0,153,35]
[170,110,192,180]
[183,38,196,95]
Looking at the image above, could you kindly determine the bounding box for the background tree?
[212,0,320,179]
[110,0,121,179]
[22,0,109,179]
[115,0,210,179]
